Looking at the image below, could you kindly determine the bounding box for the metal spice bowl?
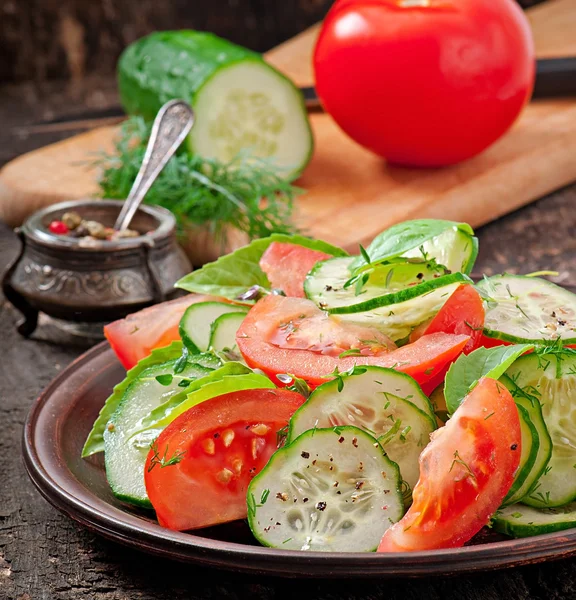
[2,199,191,338]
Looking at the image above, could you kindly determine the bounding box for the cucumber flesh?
[247,426,403,552]
[179,301,248,353]
[505,353,576,507]
[104,359,213,507]
[500,375,552,505]
[209,312,246,352]
[477,275,576,344]
[287,367,436,492]
[332,282,464,342]
[502,403,540,506]
[305,256,468,314]
[493,502,576,538]
[119,31,313,179]
[190,60,313,178]
[403,228,478,275]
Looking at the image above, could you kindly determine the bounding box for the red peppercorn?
[48,220,69,235]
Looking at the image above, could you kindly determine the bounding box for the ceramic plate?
[23,342,576,578]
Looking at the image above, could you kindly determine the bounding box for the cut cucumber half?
[208,312,246,352]
[505,353,576,507]
[331,281,465,342]
[104,359,213,507]
[305,256,470,314]
[493,502,576,538]
[179,301,248,353]
[247,426,403,552]
[477,275,576,344]
[287,367,436,491]
[500,375,552,505]
[403,227,478,275]
[119,31,313,179]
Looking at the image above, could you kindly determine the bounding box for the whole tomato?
[314,0,535,167]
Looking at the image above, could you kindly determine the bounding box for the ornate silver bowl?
[2,199,191,337]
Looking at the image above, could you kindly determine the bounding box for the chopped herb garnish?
[155,374,174,386]
[147,441,186,472]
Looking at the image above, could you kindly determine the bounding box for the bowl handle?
[2,229,39,337]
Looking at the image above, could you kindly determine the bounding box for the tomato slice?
[144,389,306,531]
[236,295,469,388]
[378,377,521,552]
[259,242,332,298]
[104,294,225,370]
[410,284,485,354]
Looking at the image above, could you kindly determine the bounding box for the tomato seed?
[216,468,233,484]
[201,439,215,455]
[222,429,235,447]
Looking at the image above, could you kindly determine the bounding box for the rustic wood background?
[1,0,544,84]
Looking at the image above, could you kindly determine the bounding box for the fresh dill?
[95,116,303,245]
[147,440,186,472]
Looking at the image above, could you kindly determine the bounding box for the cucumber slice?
[82,341,188,457]
[287,367,436,491]
[403,227,478,275]
[503,404,540,506]
[180,302,248,352]
[332,281,465,342]
[208,312,246,352]
[119,31,313,179]
[104,359,213,507]
[493,502,576,538]
[247,426,403,552]
[477,275,576,344]
[500,375,552,505]
[505,353,576,507]
[305,256,470,314]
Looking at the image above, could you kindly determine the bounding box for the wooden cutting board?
[1,0,576,254]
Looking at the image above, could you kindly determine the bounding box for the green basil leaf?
[350,220,474,272]
[444,344,534,414]
[176,234,348,300]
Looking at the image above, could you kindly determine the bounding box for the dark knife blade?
[32,57,576,127]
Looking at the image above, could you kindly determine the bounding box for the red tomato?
[49,220,69,235]
[314,0,535,167]
[259,242,332,297]
[378,377,521,552]
[104,294,224,369]
[236,295,469,388]
[144,388,306,530]
[410,284,485,353]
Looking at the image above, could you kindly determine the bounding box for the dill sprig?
[94,117,303,245]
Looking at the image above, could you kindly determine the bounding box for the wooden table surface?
[1,81,576,599]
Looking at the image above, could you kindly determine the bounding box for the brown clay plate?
[23,341,576,578]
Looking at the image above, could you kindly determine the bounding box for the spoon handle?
[114,99,195,231]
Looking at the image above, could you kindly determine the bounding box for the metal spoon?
[114,99,195,231]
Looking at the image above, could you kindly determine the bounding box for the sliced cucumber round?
[505,353,576,507]
[493,502,576,538]
[500,375,552,505]
[208,312,246,353]
[287,367,435,491]
[247,426,403,552]
[305,256,470,315]
[403,227,478,275]
[503,403,540,506]
[104,359,213,507]
[477,275,576,344]
[179,301,248,353]
[119,31,313,179]
[331,281,465,342]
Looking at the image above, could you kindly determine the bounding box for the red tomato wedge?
[104,294,223,369]
[259,242,332,298]
[410,285,485,354]
[378,377,521,553]
[236,295,469,388]
[144,389,306,531]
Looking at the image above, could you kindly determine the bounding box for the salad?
[82,220,576,553]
